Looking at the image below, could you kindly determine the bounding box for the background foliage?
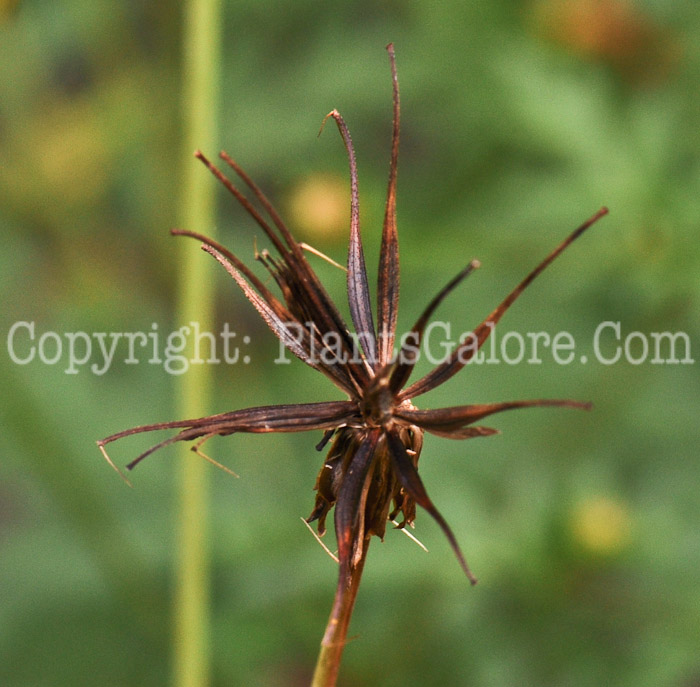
[2,1,699,685]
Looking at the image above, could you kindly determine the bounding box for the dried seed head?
[99,45,607,591]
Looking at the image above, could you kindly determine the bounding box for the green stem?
[311,539,371,687]
[174,0,221,686]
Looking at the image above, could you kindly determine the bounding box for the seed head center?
[360,375,396,427]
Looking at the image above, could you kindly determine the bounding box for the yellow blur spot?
[35,100,108,207]
[0,0,20,21]
[570,496,632,555]
[529,0,674,84]
[288,174,347,240]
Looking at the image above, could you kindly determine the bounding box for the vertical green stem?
[175,0,221,686]
[311,540,371,687]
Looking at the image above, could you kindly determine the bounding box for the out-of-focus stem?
[174,0,221,685]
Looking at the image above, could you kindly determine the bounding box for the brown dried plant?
[99,44,607,686]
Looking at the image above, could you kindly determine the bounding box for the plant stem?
[174,0,221,685]
[311,539,371,687]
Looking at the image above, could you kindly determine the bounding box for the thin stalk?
[311,539,371,687]
[174,0,221,686]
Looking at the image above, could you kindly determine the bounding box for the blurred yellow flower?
[36,100,108,207]
[570,495,632,555]
[0,0,20,21]
[530,0,675,83]
[288,173,348,240]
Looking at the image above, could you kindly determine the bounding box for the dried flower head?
[99,43,607,683]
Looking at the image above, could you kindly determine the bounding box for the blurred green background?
[2,1,699,686]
